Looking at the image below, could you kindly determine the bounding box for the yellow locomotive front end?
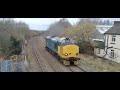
[58,38,80,65]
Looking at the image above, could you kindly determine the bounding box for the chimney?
[114,21,120,26]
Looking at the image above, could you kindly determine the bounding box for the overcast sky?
[14,18,120,31]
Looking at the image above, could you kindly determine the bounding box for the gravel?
[78,63,98,72]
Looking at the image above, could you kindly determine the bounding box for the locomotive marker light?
[76,53,79,55]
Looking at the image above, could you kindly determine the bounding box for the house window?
[110,50,114,58]
[111,35,116,42]
[98,49,100,54]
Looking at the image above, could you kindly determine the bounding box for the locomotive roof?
[46,36,52,38]
[46,36,72,42]
[51,37,60,41]
[58,37,66,42]
[46,36,59,39]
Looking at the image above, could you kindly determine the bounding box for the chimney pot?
[114,21,120,26]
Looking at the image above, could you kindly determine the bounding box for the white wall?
[104,48,120,63]
[94,48,106,57]
[104,34,120,63]
[105,34,120,49]
[94,47,120,63]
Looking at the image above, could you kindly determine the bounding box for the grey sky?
[14,18,120,31]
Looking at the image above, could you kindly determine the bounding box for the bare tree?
[78,18,101,24]
[0,18,30,59]
[47,18,71,36]
[60,21,97,56]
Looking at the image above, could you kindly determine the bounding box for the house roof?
[96,25,113,34]
[93,39,104,42]
[104,24,120,35]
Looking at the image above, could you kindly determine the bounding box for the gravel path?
[78,62,98,72]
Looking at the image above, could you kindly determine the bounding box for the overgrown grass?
[79,54,120,72]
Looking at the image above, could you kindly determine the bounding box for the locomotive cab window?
[61,40,66,44]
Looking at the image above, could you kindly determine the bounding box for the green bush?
[76,40,94,55]
[9,36,22,55]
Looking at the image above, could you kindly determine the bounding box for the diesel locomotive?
[45,36,80,65]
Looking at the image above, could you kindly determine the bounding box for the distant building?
[94,39,106,58]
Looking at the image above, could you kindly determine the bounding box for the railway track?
[32,42,45,72]
[68,66,86,72]
[39,36,86,72]
[35,37,57,72]
[77,66,86,72]
[38,37,73,72]
[25,40,43,72]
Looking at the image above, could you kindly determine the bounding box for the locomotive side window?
[54,43,57,49]
[46,39,49,45]
[47,42,48,45]
[66,39,74,44]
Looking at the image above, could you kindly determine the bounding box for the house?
[94,21,120,63]
[104,21,120,63]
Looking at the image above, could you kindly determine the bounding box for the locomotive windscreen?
[61,38,74,45]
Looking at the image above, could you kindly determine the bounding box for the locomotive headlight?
[76,53,79,55]
[64,53,68,56]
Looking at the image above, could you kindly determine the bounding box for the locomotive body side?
[45,36,59,54]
